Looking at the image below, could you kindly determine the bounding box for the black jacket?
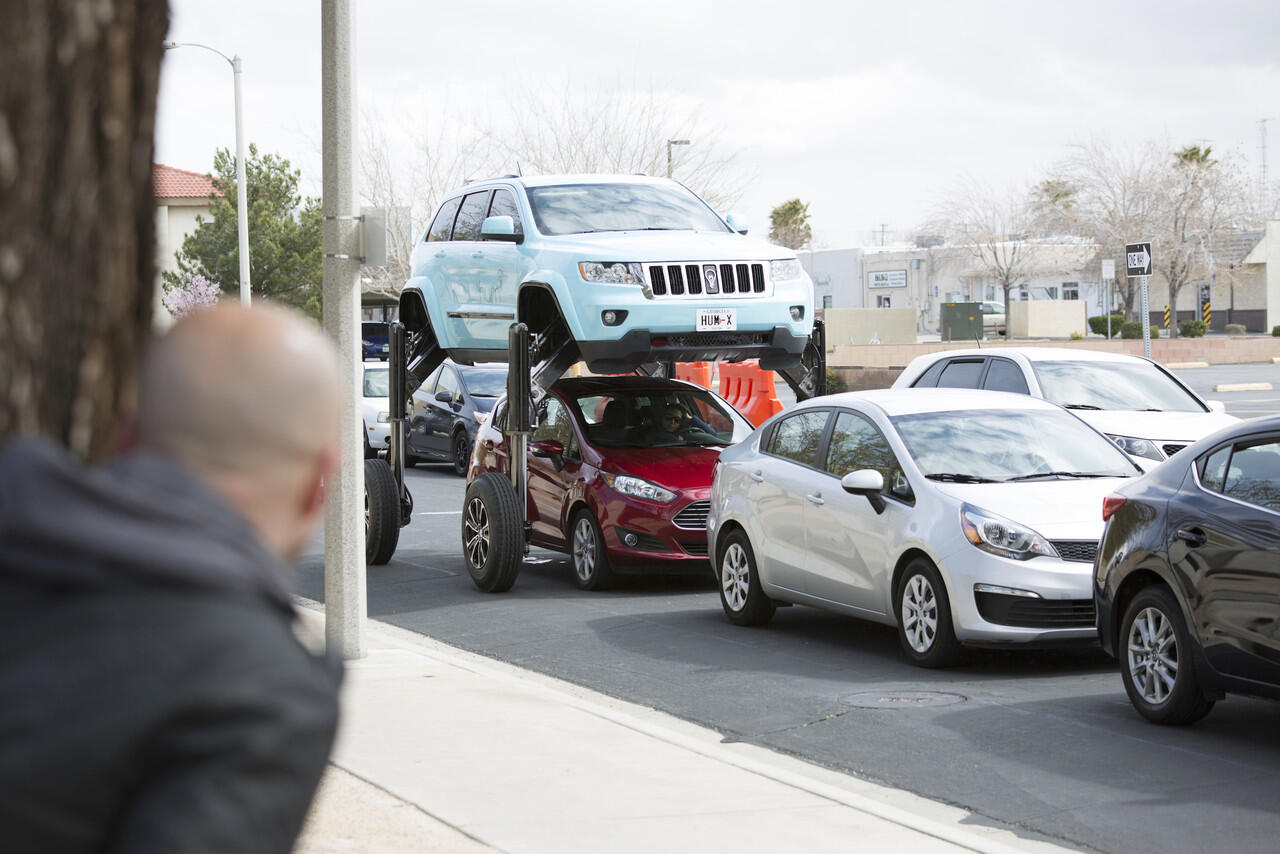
[0,439,342,854]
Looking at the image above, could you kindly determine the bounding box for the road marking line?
[1213,382,1273,392]
[1167,361,1209,369]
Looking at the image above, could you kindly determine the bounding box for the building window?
[1062,282,1079,300]
[822,295,833,309]
[877,295,892,308]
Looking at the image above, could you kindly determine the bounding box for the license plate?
[696,308,737,331]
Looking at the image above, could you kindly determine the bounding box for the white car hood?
[1072,409,1238,444]
[539,230,794,263]
[932,478,1130,541]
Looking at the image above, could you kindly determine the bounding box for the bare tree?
[1,0,168,460]
[940,180,1040,308]
[484,82,749,211]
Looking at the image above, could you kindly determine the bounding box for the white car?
[891,348,1237,469]
[361,361,390,459]
[707,389,1142,667]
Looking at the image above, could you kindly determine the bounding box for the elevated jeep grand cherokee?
[398,174,814,382]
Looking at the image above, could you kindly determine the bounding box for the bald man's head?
[138,303,341,477]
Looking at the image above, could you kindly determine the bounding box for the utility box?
[940,302,983,342]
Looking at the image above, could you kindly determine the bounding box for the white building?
[153,163,219,324]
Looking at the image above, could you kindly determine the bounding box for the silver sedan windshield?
[526,183,732,236]
[891,409,1136,481]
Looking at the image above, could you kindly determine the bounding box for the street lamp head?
[163,41,179,50]
[669,139,691,146]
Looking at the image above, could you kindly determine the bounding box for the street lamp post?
[666,138,690,178]
[164,41,252,306]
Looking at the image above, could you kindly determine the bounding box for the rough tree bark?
[0,0,169,461]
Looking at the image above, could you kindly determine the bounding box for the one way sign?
[1126,242,1152,277]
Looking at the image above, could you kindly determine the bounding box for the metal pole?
[1140,275,1151,359]
[232,56,251,306]
[667,141,672,179]
[321,0,366,659]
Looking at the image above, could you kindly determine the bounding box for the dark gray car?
[406,361,508,475]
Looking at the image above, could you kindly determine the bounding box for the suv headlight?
[1105,434,1162,461]
[579,262,644,284]
[770,258,802,281]
[960,503,1058,560]
[601,472,676,503]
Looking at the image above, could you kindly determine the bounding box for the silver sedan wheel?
[1127,606,1178,705]
[463,497,489,568]
[901,574,938,653]
[572,516,597,583]
[721,542,750,612]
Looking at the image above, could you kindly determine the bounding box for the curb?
[296,598,1071,854]
[1213,382,1273,392]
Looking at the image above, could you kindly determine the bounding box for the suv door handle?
[1175,527,1206,547]
[434,250,445,258]
[806,493,824,506]
[749,470,764,483]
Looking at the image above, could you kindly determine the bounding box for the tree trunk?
[0,0,168,461]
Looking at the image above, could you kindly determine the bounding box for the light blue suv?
[398,175,814,380]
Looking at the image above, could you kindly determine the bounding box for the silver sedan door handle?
[749,470,765,483]
[806,493,824,506]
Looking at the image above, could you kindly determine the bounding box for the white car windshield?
[363,367,388,398]
[891,409,1136,482]
[1032,360,1204,412]
[526,183,732,236]
[572,388,751,449]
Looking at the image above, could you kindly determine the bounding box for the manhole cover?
[839,691,967,709]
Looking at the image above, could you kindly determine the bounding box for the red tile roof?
[153,163,221,199]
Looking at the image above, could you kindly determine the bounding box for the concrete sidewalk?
[293,603,1068,854]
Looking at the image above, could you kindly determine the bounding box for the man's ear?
[302,445,340,518]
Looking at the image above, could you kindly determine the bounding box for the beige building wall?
[823,307,917,346]
[153,197,215,328]
[1007,299,1087,338]
[1243,220,1280,331]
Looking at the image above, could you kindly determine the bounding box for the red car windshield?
[571,388,752,449]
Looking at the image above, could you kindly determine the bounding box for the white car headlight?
[601,472,676,504]
[579,262,645,284]
[770,258,802,281]
[1105,434,1162,461]
[960,503,1058,561]
[377,411,390,423]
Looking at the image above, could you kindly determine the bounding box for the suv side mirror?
[841,469,886,514]
[725,213,748,235]
[481,215,522,244]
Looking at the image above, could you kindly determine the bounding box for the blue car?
[362,321,390,360]
[398,175,814,374]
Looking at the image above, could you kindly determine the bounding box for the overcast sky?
[156,0,1280,249]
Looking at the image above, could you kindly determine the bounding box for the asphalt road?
[299,361,1280,854]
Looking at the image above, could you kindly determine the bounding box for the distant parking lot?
[1172,361,1280,419]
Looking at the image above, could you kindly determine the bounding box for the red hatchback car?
[468,376,753,589]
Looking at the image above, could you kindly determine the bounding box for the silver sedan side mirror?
[841,469,886,514]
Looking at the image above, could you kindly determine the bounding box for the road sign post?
[1126,242,1153,359]
[1101,259,1115,339]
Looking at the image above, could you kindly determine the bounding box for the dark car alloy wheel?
[452,430,471,477]
[1119,585,1214,724]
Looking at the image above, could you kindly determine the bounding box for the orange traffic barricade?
[717,361,783,426]
[674,361,712,389]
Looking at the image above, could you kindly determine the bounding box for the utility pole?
[321,0,366,659]
[876,223,888,246]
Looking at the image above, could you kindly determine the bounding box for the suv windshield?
[892,409,1136,481]
[1032,360,1205,412]
[526,183,732,236]
[571,387,751,449]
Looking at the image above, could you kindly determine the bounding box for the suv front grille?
[1162,443,1187,458]
[1050,540,1098,563]
[646,262,767,297]
[975,593,1096,629]
[673,500,710,529]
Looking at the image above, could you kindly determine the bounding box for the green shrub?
[825,368,847,394]
[1088,314,1125,336]
[1273,325,1280,337]
[1120,321,1143,339]
[1180,319,1208,338]
[1069,331,1084,340]
[1224,323,1246,336]
[1152,326,1161,339]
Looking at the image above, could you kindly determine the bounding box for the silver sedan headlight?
[960,503,1058,561]
[579,262,645,284]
